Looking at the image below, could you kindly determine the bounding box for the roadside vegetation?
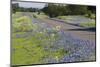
[12,12,69,65]
[33,12,48,19]
[56,15,95,27]
[80,20,96,27]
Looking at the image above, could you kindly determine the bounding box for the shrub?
[87,10,92,18]
[90,14,96,19]
[33,14,37,18]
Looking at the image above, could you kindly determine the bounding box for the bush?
[68,5,88,15]
[90,14,96,19]
[85,11,95,19]
[33,14,37,18]
[87,10,92,18]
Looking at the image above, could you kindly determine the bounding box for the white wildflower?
[56,26,61,31]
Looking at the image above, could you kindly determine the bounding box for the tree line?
[42,3,96,18]
[12,3,40,13]
[12,3,96,18]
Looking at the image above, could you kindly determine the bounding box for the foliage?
[33,12,48,19]
[85,13,96,19]
[42,4,96,18]
[12,3,39,13]
[12,12,69,65]
[42,4,69,17]
[33,13,37,18]
[57,16,73,20]
[68,5,88,15]
[12,13,32,32]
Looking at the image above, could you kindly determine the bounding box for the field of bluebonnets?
[12,2,96,66]
[12,12,95,65]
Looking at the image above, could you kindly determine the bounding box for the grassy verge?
[56,15,96,27]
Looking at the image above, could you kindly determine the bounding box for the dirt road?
[39,18,95,41]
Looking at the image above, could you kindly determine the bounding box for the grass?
[15,16,31,23]
[80,22,95,27]
[33,12,48,19]
[57,16,72,20]
[12,12,68,65]
[57,15,96,27]
[12,13,33,32]
[80,20,96,27]
[12,31,67,65]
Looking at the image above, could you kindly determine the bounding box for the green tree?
[68,5,88,15]
[12,3,20,13]
[42,4,69,17]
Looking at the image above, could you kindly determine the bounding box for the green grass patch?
[33,12,48,19]
[80,20,95,27]
[57,16,73,20]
